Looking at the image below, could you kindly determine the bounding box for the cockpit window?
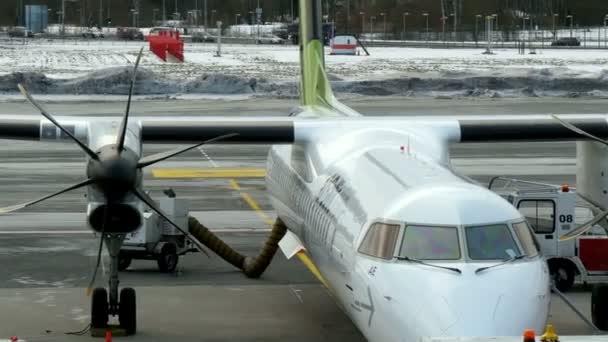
[399,225,461,260]
[512,221,540,257]
[466,224,521,260]
[358,223,400,260]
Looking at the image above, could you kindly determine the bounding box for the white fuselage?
[266,115,551,341]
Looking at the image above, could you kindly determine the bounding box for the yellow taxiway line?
[229,179,330,289]
[229,178,274,225]
[152,169,266,179]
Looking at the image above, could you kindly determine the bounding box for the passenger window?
[466,224,521,260]
[399,225,460,260]
[517,200,555,234]
[358,223,400,260]
[512,221,540,257]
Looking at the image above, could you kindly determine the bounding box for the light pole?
[370,15,376,44]
[604,14,608,48]
[98,0,102,28]
[360,11,365,37]
[567,15,573,38]
[475,14,482,46]
[552,13,558,39]
[524,16,531,51]
[522,16,529,41]
[380,12,386,40]
[61,0,65,36]
[402,12,409,41]
[235,13,240,26]
[162,0,166,23]
[441,15,447,44]
[450,12,456,41]
[422,12,429,45]
[204,0,208,30]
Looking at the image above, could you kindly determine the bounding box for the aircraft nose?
[438,263,551,336]
[377,260,550,339]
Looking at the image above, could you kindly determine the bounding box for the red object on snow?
[148,30,184,62]
[105,331,112,342]
[10,337,18,342]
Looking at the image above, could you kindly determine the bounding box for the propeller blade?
[116,47,145,153]
[0,178,94,214]
[87,205,107,296]
[137,133,239,168]
[551,114,608,146]
[560,208,608,241]
[17,84,99,160]
[132,188,210,257]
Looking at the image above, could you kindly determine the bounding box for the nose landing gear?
[90,234,137,335]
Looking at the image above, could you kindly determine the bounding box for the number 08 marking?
[559,215,573,223]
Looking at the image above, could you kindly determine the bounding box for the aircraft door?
[517,199,558,256]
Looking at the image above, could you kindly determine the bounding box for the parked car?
[145,27,179,41]
[117,27,144,41]
[192,32,216,43]
[82,28,104,39]
[8,26,33,38]
[551,37,581,46]
[257,35,285,44]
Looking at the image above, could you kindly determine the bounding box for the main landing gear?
[91,234,137,335]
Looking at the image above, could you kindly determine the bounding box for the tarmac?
[0,97,606,341]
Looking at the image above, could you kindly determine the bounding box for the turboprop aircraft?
[2,0,608,340]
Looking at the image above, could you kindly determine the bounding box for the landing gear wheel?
[91,287,108,329]
[592,284,608,331]
[118,253,132,271]
[119,287,137,335]
[157,245,178,273]
[551,263,575,292]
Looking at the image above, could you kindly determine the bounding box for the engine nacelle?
[87,200,143,233]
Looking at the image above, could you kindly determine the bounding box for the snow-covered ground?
[1,40,608,99]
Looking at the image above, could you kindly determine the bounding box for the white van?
[330,35,358,55]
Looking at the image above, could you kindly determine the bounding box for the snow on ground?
[1,39,608,98]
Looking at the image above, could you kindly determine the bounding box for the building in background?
[25,4,48,33]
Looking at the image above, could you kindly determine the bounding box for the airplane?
[1,0,608,340]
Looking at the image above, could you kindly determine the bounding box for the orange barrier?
[148,30,184,62]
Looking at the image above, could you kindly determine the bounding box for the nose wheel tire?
[157,245,178,273]
[550,263,575,292]
[592,284,608,331]
[118,253,132,271]
[91,287,109,329]
[119,287,137,334]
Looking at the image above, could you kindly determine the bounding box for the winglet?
[299,0,334,107]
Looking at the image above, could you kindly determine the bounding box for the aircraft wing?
[0,114,607,144]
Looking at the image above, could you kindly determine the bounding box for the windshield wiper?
[397,256,462,274]
[475,255,527,274]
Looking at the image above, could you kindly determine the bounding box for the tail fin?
[298,0,334,107]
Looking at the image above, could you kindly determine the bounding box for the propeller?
[117,47,144,153]
[18,84,99,160]
[551,114,608,240]
[2,47,238,258]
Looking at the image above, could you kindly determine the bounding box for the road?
[0,97,605,341]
